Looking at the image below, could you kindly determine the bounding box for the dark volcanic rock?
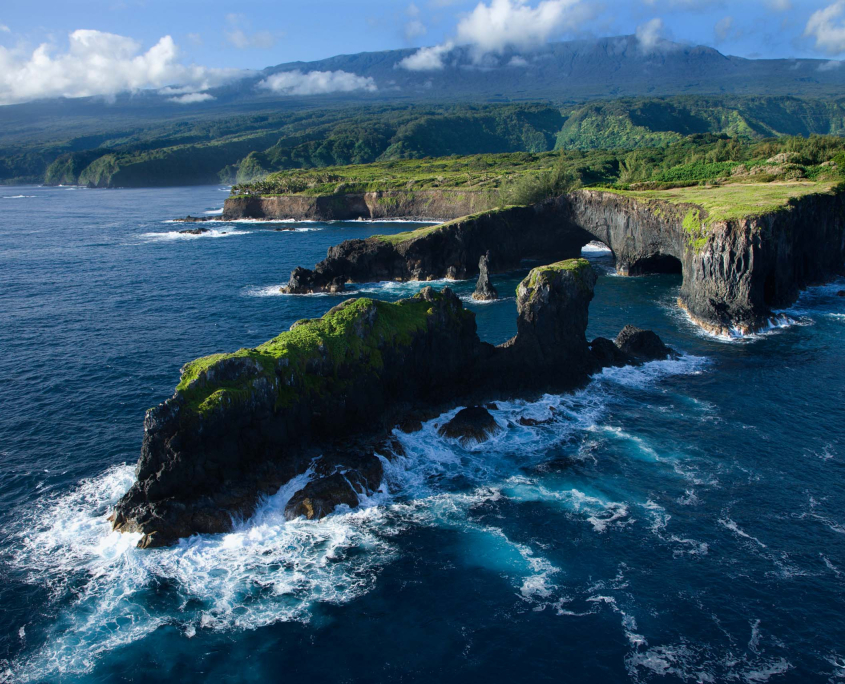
[590,337,629,367]
[113,258,674,547]
[838,290,845,297]
[472,251,498,301]
[438,407,501,446]
[285,451,383,521]
[615,325,674,361]
[175,215,214,224]
[279,188,845,335]
[179,227,211,235]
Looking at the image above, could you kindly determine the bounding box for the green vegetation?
[175,292,470,416]
[524,258,593,290]
[614,181,839,225]
[6,95,845,187]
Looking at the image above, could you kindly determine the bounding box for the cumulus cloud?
[0,30,243,105]
[456,0,591,55]
[804,2,845,55]
[225,14,278,50]
[636,17,672,52]
[397,0,594,70]
[168,92,216,104]
[258,70,377,95]
[398,41,455,70]
[404,4,427,41]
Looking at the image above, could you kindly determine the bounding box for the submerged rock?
[837,290,845,297]
[472,251,498,301]
[438,407,501,446]
[615,325,674,361]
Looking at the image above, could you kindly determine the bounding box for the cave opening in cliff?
[629,254,682,275]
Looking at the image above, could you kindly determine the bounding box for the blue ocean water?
[1,185,844,683]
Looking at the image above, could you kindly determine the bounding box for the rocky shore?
[112,259,672,547]
[280,188,845,335]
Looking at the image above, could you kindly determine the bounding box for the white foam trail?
[718,516,767,548]
[203,208,224,215]
[3,194,36,199]
[141,228,252,242]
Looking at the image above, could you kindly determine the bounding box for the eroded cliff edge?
[223,189,495,221]
[282,187,845,335]
[112,260,670,547]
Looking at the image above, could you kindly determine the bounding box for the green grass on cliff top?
[176,294,461,415]
[607,180,839,224]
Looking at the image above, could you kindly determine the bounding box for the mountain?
[1,35,844,147]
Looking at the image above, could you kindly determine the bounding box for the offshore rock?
[114,259,671,546]
[472,251,498,301]
[438,407,501,446]
[615,325,674,361]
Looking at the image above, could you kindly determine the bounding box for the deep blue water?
[1,185,844,684]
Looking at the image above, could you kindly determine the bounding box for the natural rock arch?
[283,189,845,336]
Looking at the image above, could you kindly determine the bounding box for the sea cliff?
[279,185,845,335]
[112,260,670,547]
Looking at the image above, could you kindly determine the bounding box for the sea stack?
[472,251,498,301]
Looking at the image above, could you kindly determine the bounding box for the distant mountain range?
[1,36,845,145]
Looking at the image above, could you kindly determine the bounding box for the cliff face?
[113,260,667,547]
[223,190,496,221]
[282,188,845,335]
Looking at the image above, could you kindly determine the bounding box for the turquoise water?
[1,186,844,683]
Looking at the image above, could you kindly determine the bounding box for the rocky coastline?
[278,188,845,335]
[112,259,672,548]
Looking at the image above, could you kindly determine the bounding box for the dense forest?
[3,96,845,188]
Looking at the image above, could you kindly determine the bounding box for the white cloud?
[819,59,842,71]
[456,0,590,55]
[405,3,427,41]
[0,24,10,34]
[397,0,594,70]
[0,30,244,105]
[258,70,377,95]
[508,55,530,66]
[636,17,671,52]
[398,41,455,70]
[804,2,845,55]
[168,92,216,104]
[714,15,733,41]
[225,14,278,50]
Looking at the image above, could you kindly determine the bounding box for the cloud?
[456,0,591,55]
[398,41,455,70]
[168,92,216,104]
[765,0,791,11]
[714,15,733,41]
[0,30,243,106]
[0,24,10,34]
[636,17,672,52]
[508,55,530,66]
[397,0,595,70]
[258,70,377,95]
[404,3,427,41]
[225,14,278,50]
[804,2,845,55]
[186,32,202,47]
[819,59,842,71]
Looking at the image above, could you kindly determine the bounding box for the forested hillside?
[4,96,845,187]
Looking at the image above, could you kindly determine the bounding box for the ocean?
[1,185,843,683]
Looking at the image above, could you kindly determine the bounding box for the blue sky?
[0,0,843,104]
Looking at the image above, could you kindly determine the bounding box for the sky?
[1,0,844,105]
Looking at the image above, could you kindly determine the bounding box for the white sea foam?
[141,228,252,242]
[203,208,224,215]
[3,194,36,199]
[581,241,613,255]
[8,351,709,681]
